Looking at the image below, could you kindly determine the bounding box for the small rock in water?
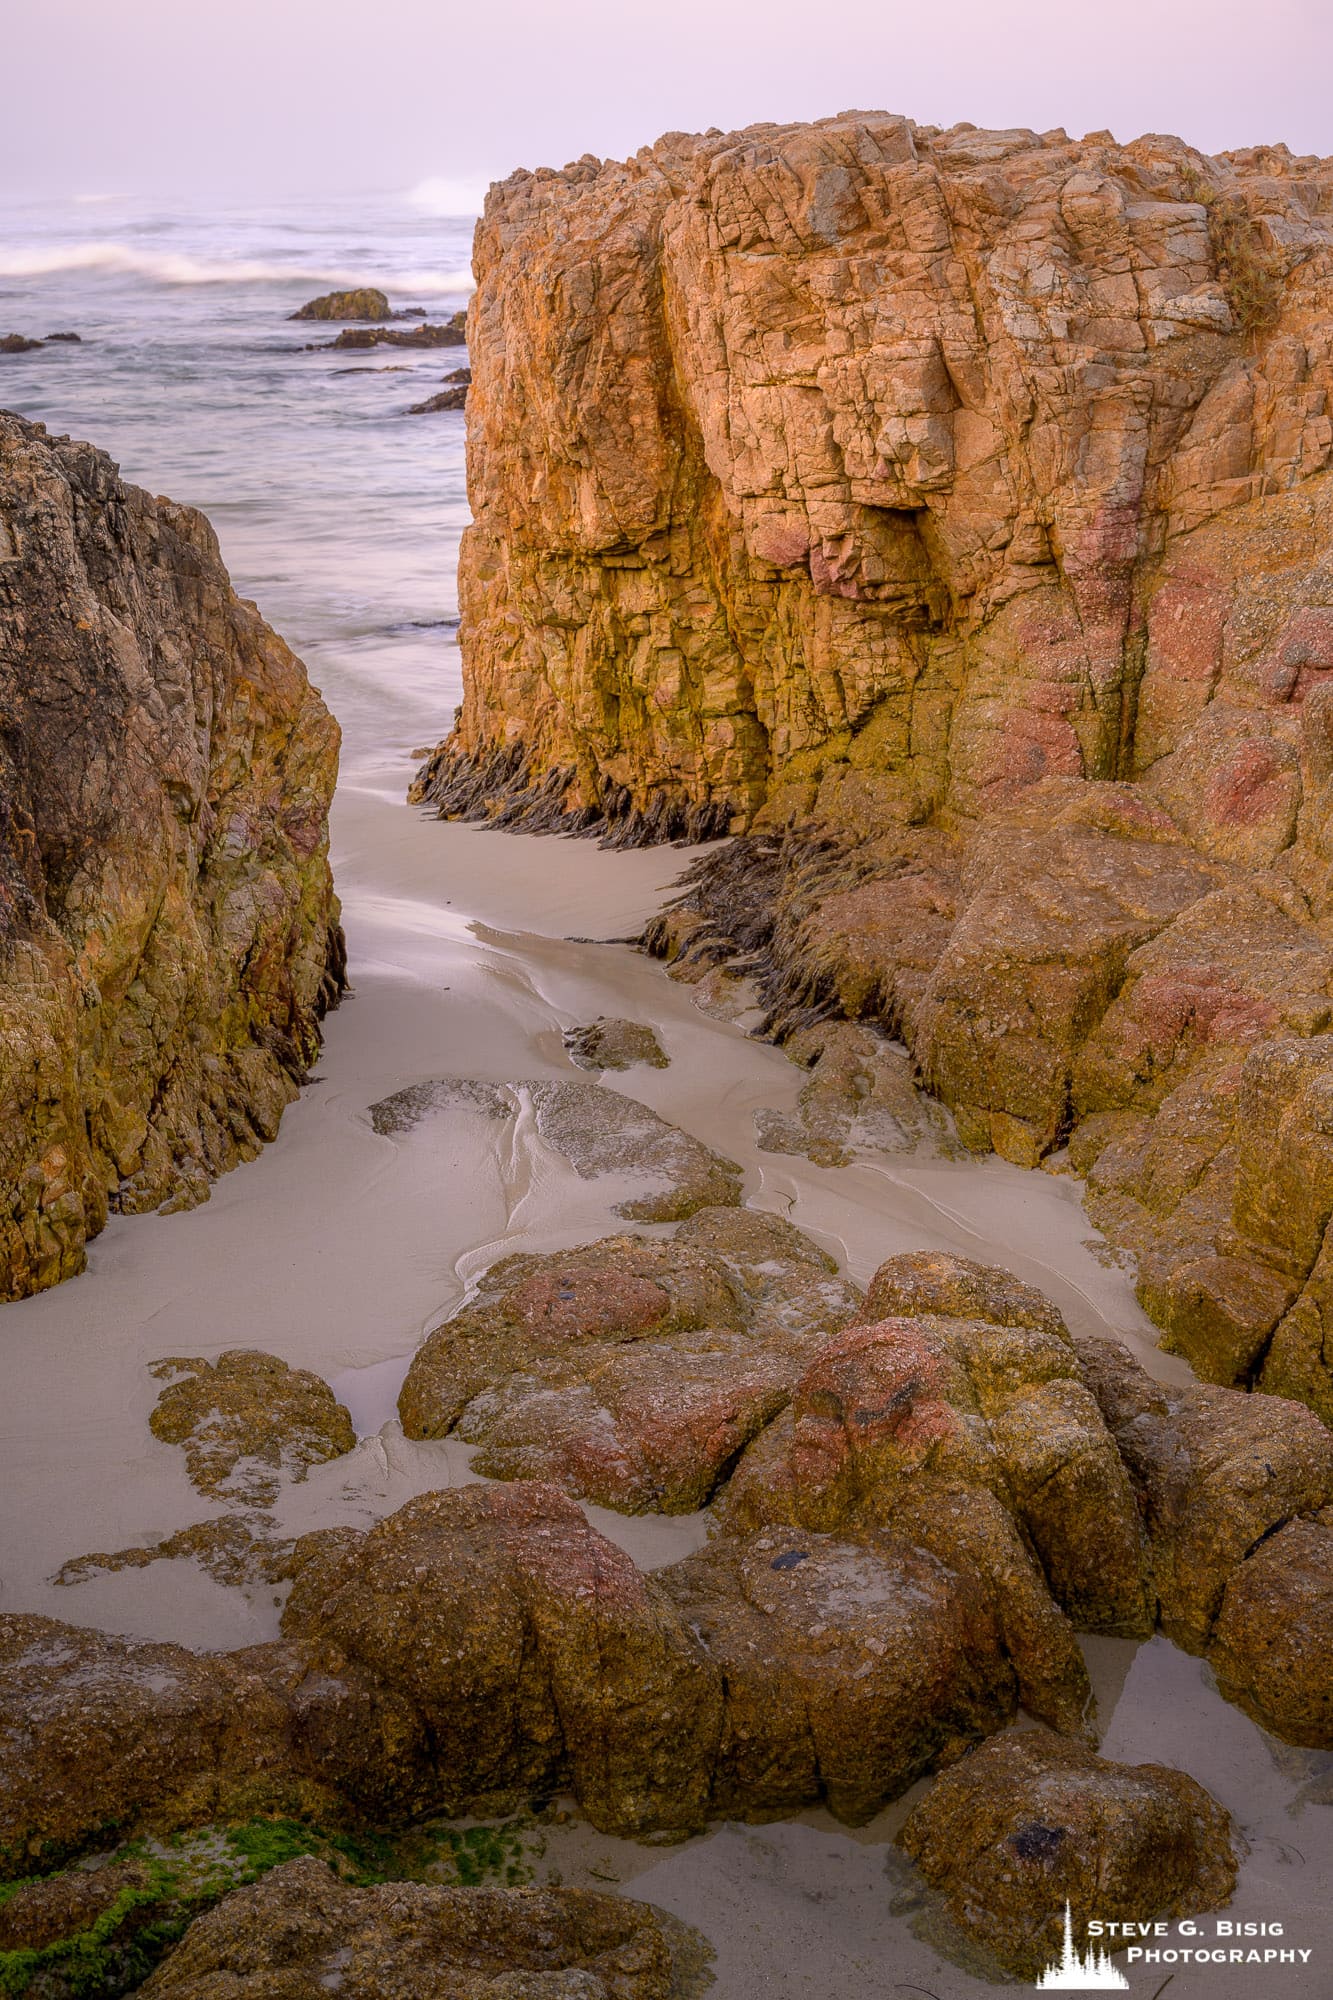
[289,286,391,321]
[407,385,468,414]
[564,1016,669,1071]
[43,330,82,342]
[321,312,467,351]
[0,333,42,353]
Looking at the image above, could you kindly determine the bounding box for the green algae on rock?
[0,413,344,1302]
[0,1814,544,1999]
[135,1855,712,2000]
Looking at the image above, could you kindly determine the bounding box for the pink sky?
[6,0,1331,200]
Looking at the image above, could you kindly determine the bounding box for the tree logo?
[1036,1904,1130,1989]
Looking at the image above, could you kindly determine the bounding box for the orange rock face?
[420,114,1333,856]
[415,115,1333,1416]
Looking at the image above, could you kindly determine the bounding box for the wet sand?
[0,693,1328,1998]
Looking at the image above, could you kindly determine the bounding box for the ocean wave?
[0,242,474,294]
[406,176,489,217]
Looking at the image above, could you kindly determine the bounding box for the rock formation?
[397,1208,863,1511]
[413,114,1333,1418]
[0,1479,1020,1865]
[318,314,467,352]
[12,1241,1326,1886]
[0,412,344,1299]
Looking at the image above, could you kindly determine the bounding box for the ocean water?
[0,190,476,792]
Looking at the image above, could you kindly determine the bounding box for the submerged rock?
[320,313,467,351]
[899,1729,1237,1981]
[289,287,391,320]
[368,1075,741,1221]
[564,1016,669,1071]
[148,1349,356,1505]
[55,1511,294,1591]
[408,384,468,413]
[137,1855,710,1999]
[0,412,344,1301]
[530,1079,743,1220]
[754,1020,961,1164]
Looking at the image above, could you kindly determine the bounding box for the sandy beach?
[1,168,1330,1996]
[1,703,1327,1998]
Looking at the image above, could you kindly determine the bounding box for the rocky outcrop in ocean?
[412,115,1333,1419]
[0,412,344,1301]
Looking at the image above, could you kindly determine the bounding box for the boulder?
[136,1855,709,1999]
[722,1253,1156,1730]
[2,1476,1035,1859]
[653,1526,1016,1825]
[397,1214,860,1511]
[1076,1334,1333,1653]
[279,1482,722,1836]
[899,1729,1237,1981]
[0,1614,311,1868]
[0,333,42,353]
[394,1208,856,1504]
[1208,1513,1333,1746]
[289,288,391,321]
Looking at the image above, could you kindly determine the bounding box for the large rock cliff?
[415,116,1333,1420]
[0,412,344,1300]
